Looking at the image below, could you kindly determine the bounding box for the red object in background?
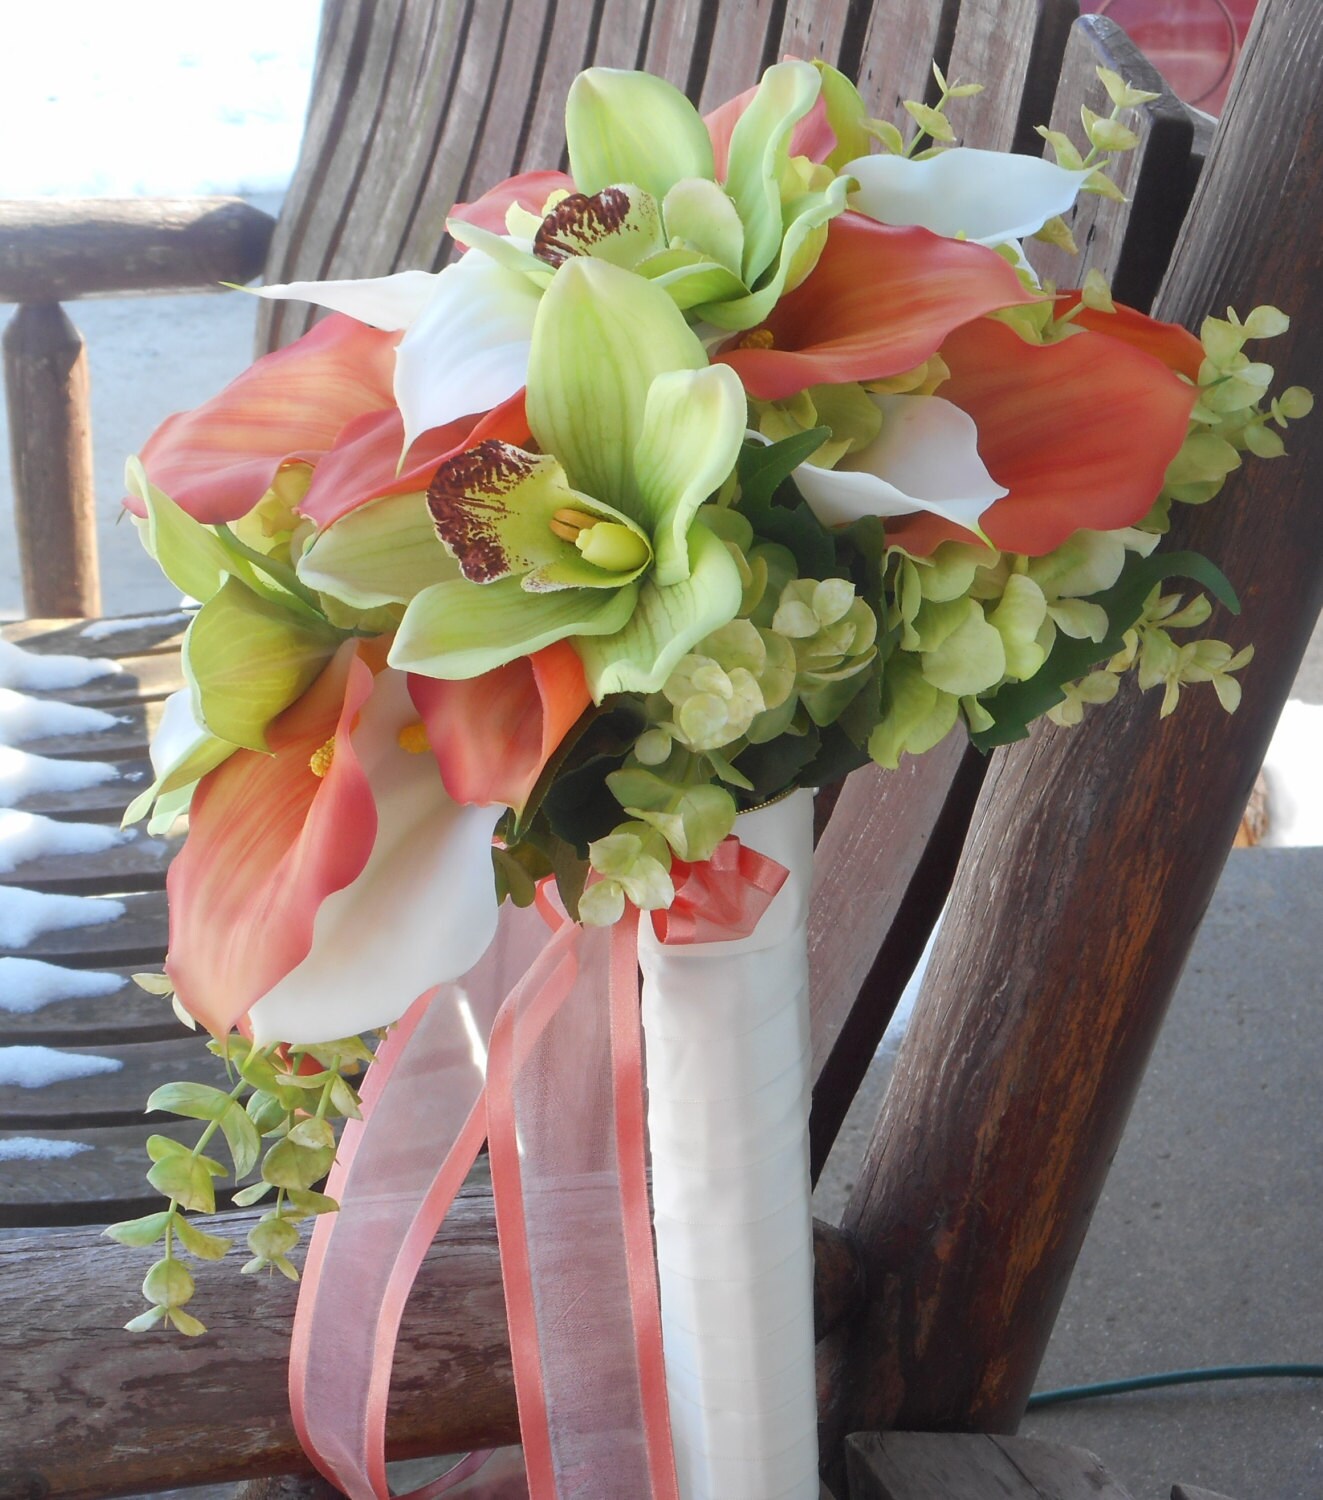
[1081,0,1262,114]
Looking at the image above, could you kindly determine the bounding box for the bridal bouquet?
[111,55,1308,1500]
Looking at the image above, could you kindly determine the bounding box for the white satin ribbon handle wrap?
[637,790,818,1500]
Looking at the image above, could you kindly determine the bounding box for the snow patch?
[0,745,121,805]
[0,1136,93,1161]
[0,638,120,691]
[0,689,120,745]
[0,888,125,948]
[80,611,192,640]
[0,810,132,874]
[0,957,123,1014]
[0,1046,123,1089]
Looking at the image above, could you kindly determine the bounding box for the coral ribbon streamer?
[289,838,786,1500]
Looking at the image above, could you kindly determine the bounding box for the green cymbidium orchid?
[390,258,747,700]
[122,459,348,827]
[450,59,850,335]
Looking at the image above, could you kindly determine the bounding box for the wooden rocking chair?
[1,1,1319,1495]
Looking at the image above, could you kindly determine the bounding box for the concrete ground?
[4,248,1320,1500]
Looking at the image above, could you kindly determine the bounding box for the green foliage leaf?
[248,1214,301,1259]
[173,1216,232,1262]
[732,725,822,806]
[167,1308,209,1336]
[233,1181,274,1207]
[146,1082,235,1122]
[103,1210,173,1248]
[147,1153,218,1214]
[970,550,1240,749]
[262,1135,336,1191]
[287,1188,340,1217]
[125,1306,169,1332]
[737,430,831,509]
[217,1102,262,1179]
[738,474,838,582]
[143,1256,195,1308]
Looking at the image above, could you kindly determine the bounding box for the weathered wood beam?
[845,1432,1136,1499]
[0,197,275,303]
[0,1202,863,1500]
[829,0,1323,1445]
[3,302,99,616]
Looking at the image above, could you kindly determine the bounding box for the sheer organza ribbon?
[288,836,788,1500]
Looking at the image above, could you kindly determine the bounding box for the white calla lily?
[392,255,542,450]
[792,394,1006,534]
[248,670,501,1046]
[259,256,541,452]
[256,269,443,331]
[843,147,1093,246]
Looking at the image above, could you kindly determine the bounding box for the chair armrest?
[0,196,275,303]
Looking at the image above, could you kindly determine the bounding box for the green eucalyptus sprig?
[862,61,984,159]
[106,1023,368,1335]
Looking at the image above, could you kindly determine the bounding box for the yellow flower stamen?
[549,506,600,543]
[397,722,430,755]
[309,737,336,779]
[740,328,775,350]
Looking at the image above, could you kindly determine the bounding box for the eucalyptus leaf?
[174,1216,233,1261]
[146,1154,217,1214]
[145,1081,235,1122]
[103,1210,173,1248]
[218,1102,262,1179]
[971,549,1240,749]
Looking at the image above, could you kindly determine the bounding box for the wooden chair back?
[2,2,1320,1495]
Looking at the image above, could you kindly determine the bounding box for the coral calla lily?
[878,316,1199,556]
[409,639,590,809]
[717,214,1034,399]
[132,314,398,525]
[165,636,586,1045]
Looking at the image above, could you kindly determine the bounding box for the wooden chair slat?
[0,1198,859,1496]
[776,0,858,69]
[447,1,565,215]
[695,0,786,111]
[945,0,1078,155]
[0,1035,218,1129]
[828,0,1323,1446]
[846,1432,1136,1499]
[258,0,455,347]
[2,613,189,657]
[513,1,627,174]
[0,888,166,964]
[0,830,177,895]
[855,0,959,128]
[0,965,185,1047]
[1026,15,1199,309]
[4,763,152,823]
[0,1191,517,1500]
[807,740,982,1180]
[18,651,184,708]
[0,1121,194,1228]
[7,700,163,761]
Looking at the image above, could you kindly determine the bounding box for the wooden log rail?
[0,1200,865,1500]
[0,197,275,617]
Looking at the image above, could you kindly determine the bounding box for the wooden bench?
[2,0,1320,1495]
